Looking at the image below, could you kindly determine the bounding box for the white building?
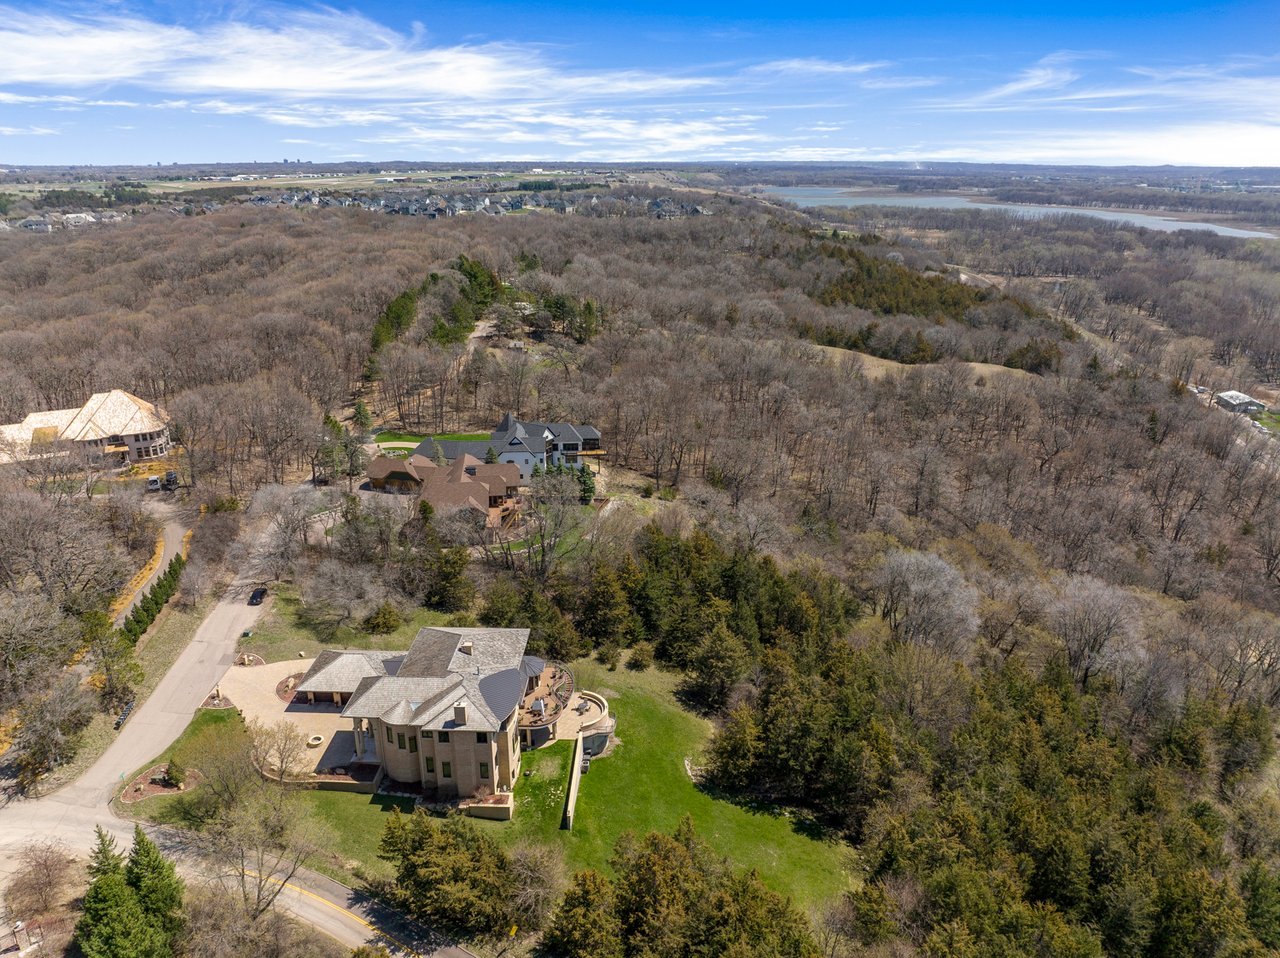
[0,390,172,465]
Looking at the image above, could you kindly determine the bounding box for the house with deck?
[292,627,608,809]
[412,413,604,481]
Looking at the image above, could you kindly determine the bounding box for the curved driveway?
[0,525,470,956]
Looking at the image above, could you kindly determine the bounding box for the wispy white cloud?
[951,52,1088,107]
[750,58,890,76]
[0,125,58,135]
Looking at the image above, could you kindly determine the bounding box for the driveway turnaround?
[0,526,470,956]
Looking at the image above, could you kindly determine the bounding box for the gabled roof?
[295,650,404,694]
[341,627,531,731]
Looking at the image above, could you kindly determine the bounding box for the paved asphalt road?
[0,519,472,957]
[116,500,189,626]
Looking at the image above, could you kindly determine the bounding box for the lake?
[767,187,1277,239]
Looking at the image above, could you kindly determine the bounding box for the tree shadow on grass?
[693,777,839,844]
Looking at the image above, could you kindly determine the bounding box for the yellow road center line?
[246,870,424,957]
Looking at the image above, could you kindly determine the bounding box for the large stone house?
[413,412,603,481]
[295,627,545,798]
[0,389,171,465]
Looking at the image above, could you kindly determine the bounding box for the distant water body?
[768,187,1277,240]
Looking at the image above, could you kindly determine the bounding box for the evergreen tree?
[432,441,447,467]
[484,446,499,464]
[74,872,167,958]
[576,464,596,503]
[544,870,623,958]
[125,826,184,944]
[688,621,751,710]
[88,826,125,881]
[580,565,637,651]
[352,400,373,438]
[1243,860,1280,949]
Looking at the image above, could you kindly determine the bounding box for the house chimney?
[454,702,468,725]
[459,640,473,656]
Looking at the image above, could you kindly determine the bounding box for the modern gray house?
[413,412,603,481]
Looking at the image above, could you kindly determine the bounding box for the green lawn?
[239,585,455,663]
[1253,411,1280,433]
[431,432,491,442]
[293,659,848,909]
[117,707,249,825]
[296,791,417,880]
[373,431,427,445]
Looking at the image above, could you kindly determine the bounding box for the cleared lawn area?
[294,658,848,909]
[239,584,454,663]
[117,707,248,826]
[431,432,490,442]
[373,430,427,445]
[296,791,417,880]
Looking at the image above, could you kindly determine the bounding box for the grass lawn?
[431,432,491,442]
[117,707,249,825]
[295,791,417,881]
[1253,411,1280,433]
[239,584,455,663]
[373,430,427,445]
[295,659,849,910]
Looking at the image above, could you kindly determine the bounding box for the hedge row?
[121,554,186,644]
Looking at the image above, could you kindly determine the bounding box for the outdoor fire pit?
[307,734,324,748]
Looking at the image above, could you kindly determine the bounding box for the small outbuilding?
[1215,390,1267,414]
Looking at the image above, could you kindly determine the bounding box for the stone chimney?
[459,640,474,656]
[454,701,468,725]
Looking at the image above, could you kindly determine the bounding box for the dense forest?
[7,186,1280,955]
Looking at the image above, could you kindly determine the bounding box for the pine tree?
[88,826,125,881]
[577,464,596,503]
[484,446,499,464]
[580,565,637,651]
[125,826,184,943]
[544,870,623,958]
[75,872,166,958]
[352,400,373,438]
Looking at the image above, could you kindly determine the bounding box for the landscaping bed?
[120,763,203,804]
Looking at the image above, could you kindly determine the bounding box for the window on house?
[438,731,450,743]
[386,725,393,743]
[476,732,488,744]
[409,736,418,753]
[421,729,432,738]
[396,733,406,750]
[441,761,452,779]
[425,757,435,773]
[479,762,490,779]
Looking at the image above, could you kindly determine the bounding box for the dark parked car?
[248,587,268,606]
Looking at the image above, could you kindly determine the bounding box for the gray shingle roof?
[296,650,405,694]
[340,627,531,731]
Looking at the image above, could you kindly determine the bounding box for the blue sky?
[1,0,1278,166]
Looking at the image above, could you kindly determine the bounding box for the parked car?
[146,476,162,492]
[162,470,180,491]
[248,587,268,606]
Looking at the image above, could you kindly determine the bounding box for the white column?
[352,718,363,758]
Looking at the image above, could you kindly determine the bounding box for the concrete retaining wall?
[562,733,584,831]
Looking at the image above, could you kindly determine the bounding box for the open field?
[238,585,454,664]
